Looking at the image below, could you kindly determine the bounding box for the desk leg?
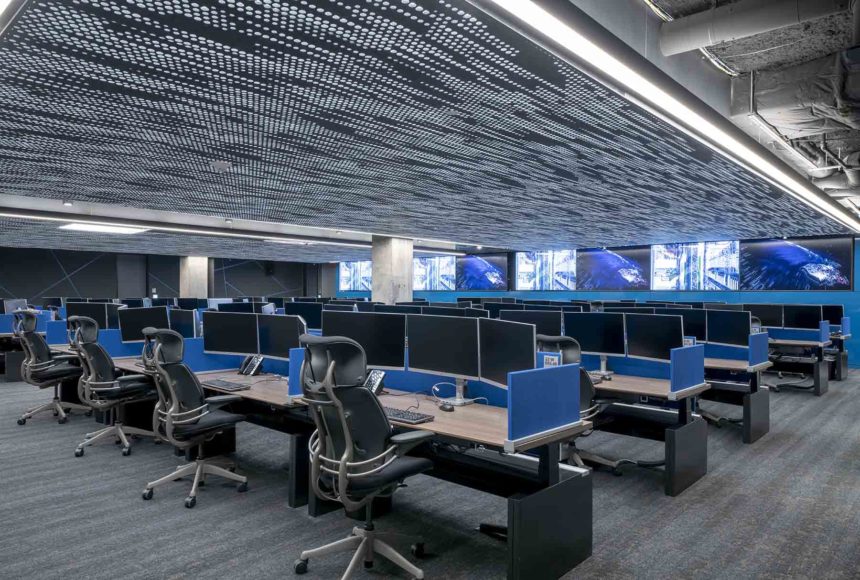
[664,417,707,497]
[537,443,561,486]
[835,349,848,381]
[288,432,310,508]
[743,386,769,444]
[813,356,829,396]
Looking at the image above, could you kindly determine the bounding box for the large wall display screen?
[339,261,372,292]
[740,237,852,291]
[652,241,739,291]
[515,250,576,291]
[576,247,650,290]
[413,256,455,291]
[456,254,508,290]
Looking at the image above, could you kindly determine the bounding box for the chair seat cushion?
[32,363,82,383]
[348,456,433,493]
[172,409,244,438]
[100,379,155,400]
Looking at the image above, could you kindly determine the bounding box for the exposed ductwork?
[660,0,850,57]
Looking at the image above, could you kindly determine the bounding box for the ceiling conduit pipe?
[660,0,850,56]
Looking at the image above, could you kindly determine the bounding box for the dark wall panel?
[117,254,147,298]
[147,255,180,298]
[0,247,116,303]
[211,259,304,298]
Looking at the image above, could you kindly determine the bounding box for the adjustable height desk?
[826,332,850,381]
[701,358,772,443]
[768,338,831,396]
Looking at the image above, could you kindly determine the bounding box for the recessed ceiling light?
[225,219,233,225]
[59,223,149,235]
[210,160,233,173]
[62,201,73,207]
[476,245,483,250]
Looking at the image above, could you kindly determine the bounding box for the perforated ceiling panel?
[0,0,848,257]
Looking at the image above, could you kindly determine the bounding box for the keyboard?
[202,379,250,392]
[383,406,434,425]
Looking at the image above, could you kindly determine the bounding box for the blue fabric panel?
[748,332,769,366]
[704,342,746,360]
[97,329,147,358]
[287,347,304,396]
[819,320,830,343]
[842,316,852,336]
[46,320,68,344]
[768,327,822,341]
[263,358,290,377]
[507,364,580,441]
[182,337,245,372]
[670,344,704,392]
[59,306,67,320]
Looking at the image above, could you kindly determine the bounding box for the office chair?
[68,316,157,457]
[295,334,433,579]
[14,310,85,425]
[142,328,248,508]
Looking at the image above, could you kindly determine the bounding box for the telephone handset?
[239,355,264,376]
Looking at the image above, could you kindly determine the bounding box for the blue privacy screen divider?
[47,320,68,344]
[287,347,305,397]
[0,312,51,334]
[58,306,67,320]
[767,322,831,343]
[703,342,746,360]
[748,333,769,366]
[670,344,705,393]
[842,316,852,336]
[97,329,148,358]
[580,353,670,380]
[182,337,245,372]
[820,320,831,343]
[263,357,290,377]
[506,363,580,451]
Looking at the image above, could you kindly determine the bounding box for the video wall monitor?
[119,307,170,342]
[499,310,562,336]
[822,304,845,325]
[202,311,259,356]
[456,254,508,291]
[743,304,784,328]
[413,255,456,291]
[283,302,323,329]
[740,237,852,291]
[562,312,626,356]
[654,308,707,342]
[177,298,207,310]
[168,309,198,339]
[258,314,306,361]
[339,261,372,292]
[322,311,406,370]
[576,246,650,290]
[217,302,254,313]
[66,302,109,329]
[706,310,751,347]
[406,315,479,379]
[478,318,536,388]
[375,304,422,315]
[421,306,465,317]
[324,304,357,312]
[464,308,490,318]
[625,313,684,362]
[515,250,576,291]
[484,302,523,319]
[782,305,824,330]
[3,299,27,313]
[651,241,739,291]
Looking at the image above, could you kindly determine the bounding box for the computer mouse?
[439,402,455,412]
[604,375,612,381]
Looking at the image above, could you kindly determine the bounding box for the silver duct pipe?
[660,0,849,56]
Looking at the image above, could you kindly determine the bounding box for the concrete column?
[371,236,413,304]
[179,256,209,298]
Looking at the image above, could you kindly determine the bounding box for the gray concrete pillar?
[179,256,209,298]
[371,236,413,304]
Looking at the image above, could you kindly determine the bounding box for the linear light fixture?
[264,238,373,249]
[474,0,860,232]
[413,248,466,256]
[59,223,149,235]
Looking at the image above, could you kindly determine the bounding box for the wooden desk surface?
[196,370,301,408]
[704,357,773,373]
[769,338,831,348]
[596,374,709,401]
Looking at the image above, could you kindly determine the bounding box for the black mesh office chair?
[14,310,84,425]
[68,316,157,457]
[295,334,433,579]
[142,329,248,508]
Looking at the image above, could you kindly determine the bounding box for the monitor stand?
[442,378,476,406]
[597,355,614,379]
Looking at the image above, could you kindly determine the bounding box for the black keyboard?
[202,379,250,392]
[383,406,434,425]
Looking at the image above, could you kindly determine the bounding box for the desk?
[593,374,709,496]
[701,358,772,444]
[826,333,851,381]
[768,338,830,396]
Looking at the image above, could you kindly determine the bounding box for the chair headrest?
[153,329,184,364]
[68,316,99,343]
[536,334,581,364]
[300,334,367,387]
[14,309,39,332]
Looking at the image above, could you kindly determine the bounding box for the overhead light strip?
[475,0,860,232]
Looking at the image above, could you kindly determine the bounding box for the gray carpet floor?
[2,374,860,579]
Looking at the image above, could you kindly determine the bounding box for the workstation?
[3,0,860,578]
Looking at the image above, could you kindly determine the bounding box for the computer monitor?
[375,304,422,315]
[323,304,357,312]
[355,302,376,312]
[421,306,465,317]
[562,312,626,356]
[485,302,523,319]
[2,299,27,313]
[522,300,550,305]
[64,297,87,303]
[521,305,564,312]
[464,308,489,318]
[217,302,255,313]
[822,304,845,326]
[478,318,536,388]
[457,298,480,306]
[561,305,583,313]
[654,308,707,342]
[258,314,306,360]
[625,313,684,362]
[168,309,198,339]
[255,302,276,314]
[119,307,170,342]
[406,315,479,380]
[202,311,259,356]
[42,297,63,308]
[177,298,208,310]
[283,302,323,329]
[743,304,784,328]
[330,300,357,306]
[151,297,176,307]
[66,302,110,329]
[783,305,823,330]
[704,303,743,310]
[706,310,751,346]
[676,301,704,308]
[266,297,286,309]
[207,298,233,309]
[428,302,465,308]
[120,298,146,308]
[604,306,655,314]
[500,310,562,336]
[322,311,406,370]
[294,297,319,302]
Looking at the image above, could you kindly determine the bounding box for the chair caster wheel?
[53,411,59,417]
[58,416,68,424]
[142,489,153,501]
[364,560,373,569]
[184,496,196,509]
[294,559,308,574]
[74,448,84,458]
[122,447,131,457]
[17,418,25,426]
[237,482,248,493]
[85,410,93,417]
[411,543,425,558]
[612,468,623,477]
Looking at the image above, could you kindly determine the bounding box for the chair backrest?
[16,310,52,365]
[535,334,593,412]
[70,316,117,383]
[152,329,207,435]
[751,316,762,333]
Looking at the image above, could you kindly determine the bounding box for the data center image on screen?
[576,247,650,290]
[456,254,508,290]
[740,237,852,291]
[413,255,455,291]
[703,240,740,290]
[338,260,373,292]
[515,250,576,291]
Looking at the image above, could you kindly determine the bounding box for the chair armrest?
[50,354,78,362]
[117,374,149,383]
[205,395,241,408]
[390,430,434,456]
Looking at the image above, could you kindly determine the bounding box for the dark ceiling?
[0,0,848,259]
